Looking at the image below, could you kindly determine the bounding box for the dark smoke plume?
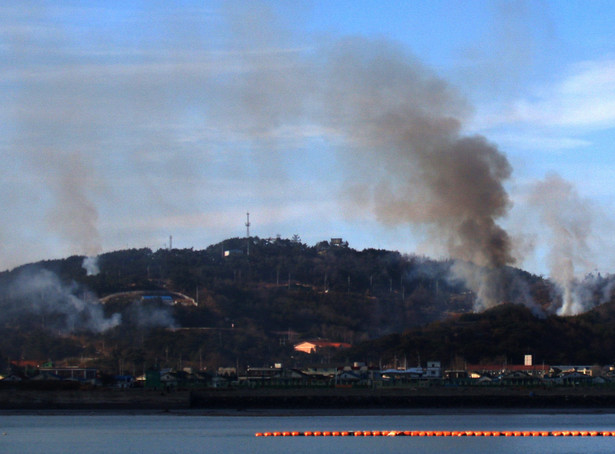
[218,27,516,307]
[316,39,515,308]
[6,4,518,311]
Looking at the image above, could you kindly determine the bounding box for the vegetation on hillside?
[0,237,613,374]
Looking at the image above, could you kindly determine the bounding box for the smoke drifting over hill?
[7,268,121,333]
[316,39,514,310]
[2,3,608,315]
[2,266,177,333]
[529,174,610,315]
[216,14,515,309]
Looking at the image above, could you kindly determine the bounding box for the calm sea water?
[2,411,615,454]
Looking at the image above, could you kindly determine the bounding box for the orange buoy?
[256,428,615,439]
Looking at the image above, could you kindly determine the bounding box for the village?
[3,351,614,391]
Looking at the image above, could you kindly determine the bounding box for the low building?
[498,371,541,386]
[294,340,351,354]
[238,366,309,387]
[466,364,550,378]
[424,361,442,379]
[114,375,134,388]
[39,367,98,382]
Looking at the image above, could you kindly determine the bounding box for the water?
[2,411,615,454]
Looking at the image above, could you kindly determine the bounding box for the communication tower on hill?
[245,212,251,256]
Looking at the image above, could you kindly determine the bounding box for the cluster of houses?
[3,358,615,390]
[1,361,104,386]
[143,360,615,390]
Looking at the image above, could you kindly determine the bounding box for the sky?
[2,0,615,280]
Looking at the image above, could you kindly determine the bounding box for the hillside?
[0,237,613,373]
[344,302,615,367]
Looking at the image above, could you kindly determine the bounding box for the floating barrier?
[255,430,614,437]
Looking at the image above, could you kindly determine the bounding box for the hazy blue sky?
[2,0,615,278]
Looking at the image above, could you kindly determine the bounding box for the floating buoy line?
[255,430,614,437]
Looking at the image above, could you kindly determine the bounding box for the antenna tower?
[245,212,251,256]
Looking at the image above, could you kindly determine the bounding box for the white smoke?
[82,256,100,276]
[130,302,177,329]
[8,268,121,333]
[529,173,597,315]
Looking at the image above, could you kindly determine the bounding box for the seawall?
[191,386,615,409]
[3,386,615,410]
[0,388,191,410]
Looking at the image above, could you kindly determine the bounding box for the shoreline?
[3,407,615,417]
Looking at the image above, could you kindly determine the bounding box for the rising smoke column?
[316,39,515,309]
[43,150,102,275]
[5,5,104,273]
[529,173,594,315]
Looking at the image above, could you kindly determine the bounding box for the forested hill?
[0,237,613,371]
[2,236,549,336]
[346,302,615,367]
